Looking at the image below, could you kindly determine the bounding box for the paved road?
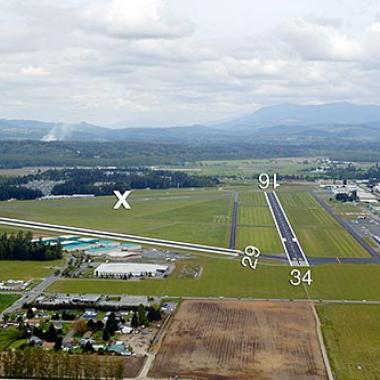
[266,192,309,267]
[0,216,242,257]
[312,192,380,259]
[228,192,238,250]
[0,256,71,320]
[0,273,60,320]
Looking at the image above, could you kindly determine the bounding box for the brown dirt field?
[123,356,146,378]
[149,300,327,380]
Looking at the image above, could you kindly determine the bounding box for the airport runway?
[266,192,309,267]
[0,216,242,257]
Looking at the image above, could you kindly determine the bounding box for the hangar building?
[94,263,169,278]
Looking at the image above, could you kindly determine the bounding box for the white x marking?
[113,190,132,210]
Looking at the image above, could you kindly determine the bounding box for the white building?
[94,263,169,278]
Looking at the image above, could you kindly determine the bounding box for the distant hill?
[2,102,380,143]
[209,102,380,130]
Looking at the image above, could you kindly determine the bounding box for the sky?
[1,0,380,127]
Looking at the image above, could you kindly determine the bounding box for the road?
[0,272,62,320]
[266,191,309,267]
[312,192,380,259]
[0,216,242,257]
[228,192,238,250]
[0,254,73,320]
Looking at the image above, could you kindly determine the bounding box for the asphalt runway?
[266,192,309,267]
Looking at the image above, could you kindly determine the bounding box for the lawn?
[278,191,370,258]
[237,226,283,253]
[317,304,380,379]
[0,260,64,281]
[309,264,380,301]
[238,191,267,206]
[48,256,304,299]
[236,190,283,255]
[297,228,368,258]
[238,206,274,227]
[49,262,380,302]
[0,327,21,351]
[0,294,19,313]
[0,188,233,248]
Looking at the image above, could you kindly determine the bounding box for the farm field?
[169,157,324,177]
[317,304,380,380]
[278,191,370,258]
[0,260,64,281]
[0,294,19,313]
[0,188,233,247]
[149,300,327,379]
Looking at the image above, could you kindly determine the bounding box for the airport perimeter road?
[312,192,380,259]
[266,192,309,267]
[0,217,242,257]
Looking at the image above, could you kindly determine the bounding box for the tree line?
[0,231,62,261]
[3,140,380,170]
[0,184,42,201]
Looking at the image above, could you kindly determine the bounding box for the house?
[82,309,97,320]
[107,341,131,356]
[121,326,133,334]
[42,341,55,350]
[28,336,43,346]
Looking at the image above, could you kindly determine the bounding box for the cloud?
[1,1,380,125]
[80,0,191,40]
[279,18,363,61]
[20,66,50,77]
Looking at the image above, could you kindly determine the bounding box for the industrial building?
[34,235,142,255]
[94,263,169,278]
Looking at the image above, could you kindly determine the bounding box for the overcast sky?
[1,0,380,126]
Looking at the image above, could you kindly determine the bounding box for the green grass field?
[278,192,370,258]
[238,206,274,226]
[48,260,380,301]
[0,294,19,313]
[318,304,380,379]
[0,188,233,248]
[0,327,21,351]
[236,191,283,254]
[0,260,63,281]
[237,226,283,253]
[48,256,304,299]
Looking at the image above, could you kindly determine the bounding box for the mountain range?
[2,102,380,143]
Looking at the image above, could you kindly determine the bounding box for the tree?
[138,305,149,326]
[45,324,57,342]
[54,337,62,351]
[83,341,94,353]
[105,313,118,335]
[102,329,110,341]
[26,308,34,319]
[131,312,139,328]
[147,306,161,322]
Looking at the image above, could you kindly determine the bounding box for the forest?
[2,140,380,169]
[0,231,62,261]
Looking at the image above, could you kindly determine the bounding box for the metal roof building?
[94,263,169,278]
